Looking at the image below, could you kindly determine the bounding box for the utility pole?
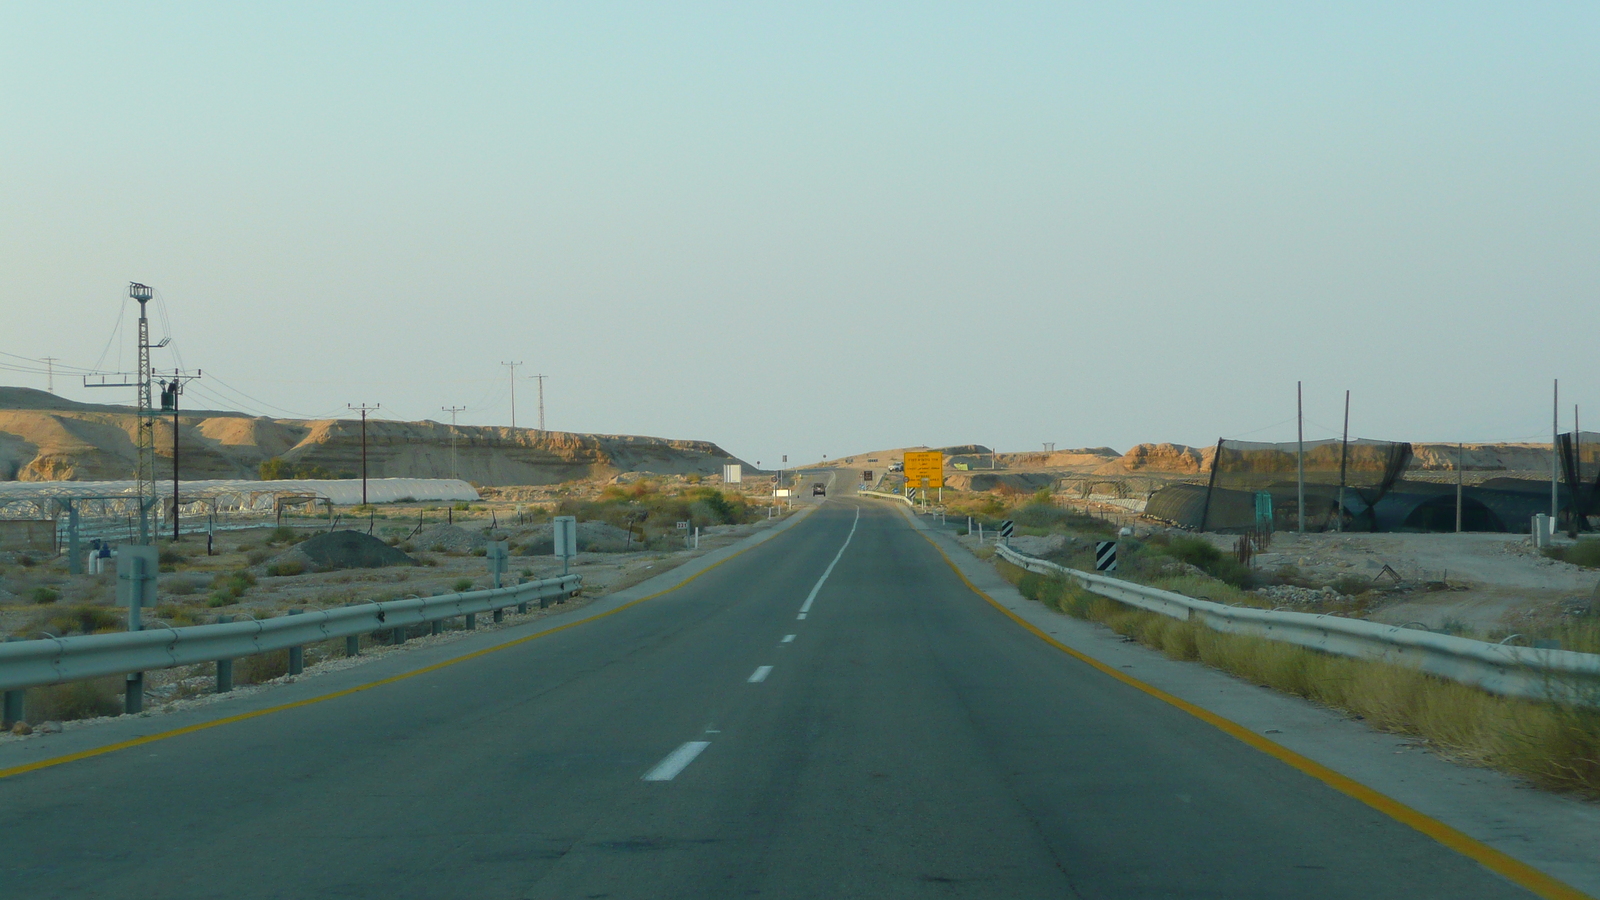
[1336,390,1349,533]
[162,369,202,542]
[40,357,59,394]
[1297,381,1305,534]
[532,374,547,431]
[501,361,522,429]
[85,283,165,544]
[348,403,379,505]
[1553,380,1560,524]
[442,406,466,480]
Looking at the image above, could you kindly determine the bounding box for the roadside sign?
[486,540,509,587]
[553,516,578,560]
[998,520,1015,539]
[1095,541,1118,572]
[902,451,944,488]
[115,545,159,609]
[676,521,690,531]
[723,464,742,484]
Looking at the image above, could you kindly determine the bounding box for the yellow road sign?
[902,451,944,488]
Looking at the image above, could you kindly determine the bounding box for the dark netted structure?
[1144,434,1600,534]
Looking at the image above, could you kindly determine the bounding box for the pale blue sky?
[3,3,1596,465]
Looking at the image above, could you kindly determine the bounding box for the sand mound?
[293,531,415,569]
[412,524,489,554]
[515,520,634,554]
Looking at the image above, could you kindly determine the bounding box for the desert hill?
[0,387,751,486]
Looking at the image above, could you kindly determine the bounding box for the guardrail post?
[2,689,23,729]
[493,606,504,624]
[465,613,477,630]
[286,609,304,675]
[392,625,406,645]
[125,672,144,714]
[345,635,360,657]
[214,614,234,693]
[431,619,443,636]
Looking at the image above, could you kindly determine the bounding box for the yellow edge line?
[0,519,795,783]
[914,526,1593,900]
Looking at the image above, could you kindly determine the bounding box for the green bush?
[266,559,306,577]
[209,570,256,604]
[452,578,474,592]
[259,457,339,480]
[1559,541,1600,569]
[1165,535,1255,588]
[30,587,60,605]
[269,526,298,544]
[15,604,121,639]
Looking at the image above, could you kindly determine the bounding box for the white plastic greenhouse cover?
[0,478,480,505]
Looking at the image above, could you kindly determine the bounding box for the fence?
[993,543,1600,706]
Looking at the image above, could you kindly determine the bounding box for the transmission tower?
[532,374,547,431]
[85,283,165,544]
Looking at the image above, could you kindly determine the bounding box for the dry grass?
[24,676,123,721]
[1000,560,1600,796]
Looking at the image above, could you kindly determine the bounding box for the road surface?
[0,501,1550,898]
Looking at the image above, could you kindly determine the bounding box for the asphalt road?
[0,501,1545,899]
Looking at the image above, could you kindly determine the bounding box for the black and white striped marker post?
[1094,541,1118,571]
[998,520,1015,545]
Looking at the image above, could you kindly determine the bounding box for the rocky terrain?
[0,387,751,486]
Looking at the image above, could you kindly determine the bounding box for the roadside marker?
[1095,541,1118,572]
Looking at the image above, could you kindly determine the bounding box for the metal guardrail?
[0,574,581,694]
[993,543,1600,706]
[858,490,914,507]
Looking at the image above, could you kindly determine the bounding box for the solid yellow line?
[912,525,1593,900]
[0,517,802,783]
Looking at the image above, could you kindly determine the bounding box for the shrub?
[1166,535,1255,588]
[17,553,34,568]
[266,559,306,577]
[26,677,123,721]
[30,587,59,605]
[260,457,337,480]
[1559,541,1600,569]
[246,549,272,566]
[158,547,184,566]
[269,526,298,544]
[238,650,291,684]
[210,570,256,604]
[15,604,120,639]
[452,502,472,511]
[166,576,200,596]
[469,547,487,557]
[452,578,474,592]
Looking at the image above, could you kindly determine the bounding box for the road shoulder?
[890,504,1600,899]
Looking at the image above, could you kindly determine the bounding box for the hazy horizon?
[4,3,1596,467]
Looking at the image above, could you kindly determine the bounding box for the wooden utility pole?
[348,404,380,505]
[442,405,466,480]
[1297,381,1305,534]
[162,369,202,541]
[501,361,522,429]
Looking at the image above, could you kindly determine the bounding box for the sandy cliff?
[0,387,749,486]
